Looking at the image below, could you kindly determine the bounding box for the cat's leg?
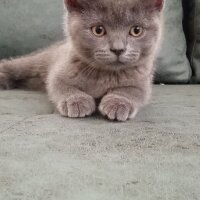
[99,84,152,122]
[0,56,47,90]
[0,43,64,90]
[47,73,96,118]
[0,52,50,90]
[0,70,11,89]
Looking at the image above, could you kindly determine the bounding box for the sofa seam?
[190,0,197,77]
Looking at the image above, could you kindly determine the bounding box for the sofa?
[0,0,200,200]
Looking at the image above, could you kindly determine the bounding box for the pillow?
[155,0,192,83]
[0,0,63,59]
[183,0,200,83]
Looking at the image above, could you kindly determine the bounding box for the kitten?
[0,0,164,121]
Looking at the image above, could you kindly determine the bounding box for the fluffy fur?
[0,0,164,121]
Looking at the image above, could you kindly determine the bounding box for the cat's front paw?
[99,94,138,122]
[57,94,96,118]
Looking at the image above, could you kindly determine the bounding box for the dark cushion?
[155,0,192,83]
[183,0,200,83]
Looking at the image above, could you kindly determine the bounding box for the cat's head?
[64,0,164,70]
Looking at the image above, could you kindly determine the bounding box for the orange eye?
[92,25,106,37]
[130,26,143,37]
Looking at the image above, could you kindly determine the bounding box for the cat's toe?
[99,95,137,122]
[57,94,96,118]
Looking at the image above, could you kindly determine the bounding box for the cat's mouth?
[113,60,125,66]
[96,58,126,67]
[104,58,129,68]
[112,56,132,66]
[95,54,138,68]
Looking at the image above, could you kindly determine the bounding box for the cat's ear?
[64,0,83,12]
[153,0,164,11]
[144,0,164,12]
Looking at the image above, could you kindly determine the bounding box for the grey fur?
[0,0,164,121]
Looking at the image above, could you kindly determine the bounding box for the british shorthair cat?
[0,0,164,121]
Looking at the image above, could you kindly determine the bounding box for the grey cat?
[0,0,164,121]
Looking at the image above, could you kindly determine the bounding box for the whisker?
[82,61,97,78]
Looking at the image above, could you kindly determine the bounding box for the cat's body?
[0,0,164,121]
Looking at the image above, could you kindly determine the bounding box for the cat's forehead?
[83,0,149,27]
[88,0,139,14]
[91,0,138,7]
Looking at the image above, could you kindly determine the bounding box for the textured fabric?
[183,0,200,83]
[0,86,200,200]
[155,0,192,83]
[0,0,63,59]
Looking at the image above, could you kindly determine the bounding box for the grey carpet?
[0,85,199,200]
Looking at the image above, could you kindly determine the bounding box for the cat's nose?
[110,48,125,56]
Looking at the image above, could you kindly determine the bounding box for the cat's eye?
[91,25,106,37]
[130,26,143,37]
